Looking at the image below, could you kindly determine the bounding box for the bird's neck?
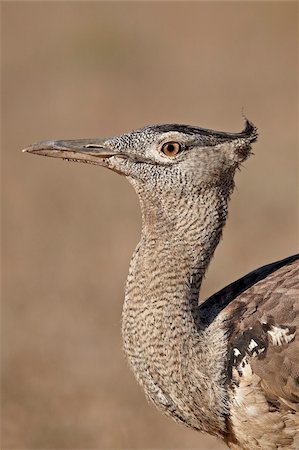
[122,184,232,436]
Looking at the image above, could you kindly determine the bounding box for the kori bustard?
[24,121,299,449]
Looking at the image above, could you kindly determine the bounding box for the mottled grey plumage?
[23,121,299,449]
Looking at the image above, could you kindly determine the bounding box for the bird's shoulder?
[205,255,299,449]
[222,255,299,401]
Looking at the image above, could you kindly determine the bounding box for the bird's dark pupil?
[168,144,174,152]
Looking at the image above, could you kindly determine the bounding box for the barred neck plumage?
[122,181,233,437]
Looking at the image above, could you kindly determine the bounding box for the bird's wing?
[215,256,299,449]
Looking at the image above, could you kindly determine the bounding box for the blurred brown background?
[2,2,298,449]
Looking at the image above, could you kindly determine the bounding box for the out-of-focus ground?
[2,2,298,449]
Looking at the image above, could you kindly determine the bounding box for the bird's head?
[23,121,257,204]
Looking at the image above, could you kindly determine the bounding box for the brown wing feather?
[216,256,299,449]
[226,258,299,404]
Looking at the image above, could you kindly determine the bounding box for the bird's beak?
[22,138,119,165]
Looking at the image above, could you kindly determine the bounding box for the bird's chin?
[105,156,135,176]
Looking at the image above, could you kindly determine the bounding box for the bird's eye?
[161,142,182,157]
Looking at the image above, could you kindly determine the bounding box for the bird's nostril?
[84,144,104,149]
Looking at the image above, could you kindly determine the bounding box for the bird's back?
[202,255,299,449]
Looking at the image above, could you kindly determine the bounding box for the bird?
[23,121,299,449]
